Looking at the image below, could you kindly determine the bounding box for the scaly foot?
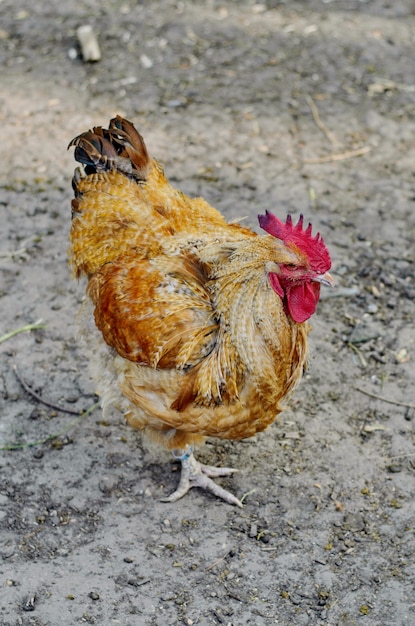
[161,448,243,508]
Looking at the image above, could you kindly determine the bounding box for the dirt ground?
[1,1,415,624]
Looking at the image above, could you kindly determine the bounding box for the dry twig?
[0,235,38,260]
[240,488,256,504]
[0,399,100,451]
[13,364,82,415]
[205,553,229,571]
[348,343,367,368]
[303,146,371,164]
[354,386,415,410]
[305,95,338,146]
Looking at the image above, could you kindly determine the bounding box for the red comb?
[258,211,331,273]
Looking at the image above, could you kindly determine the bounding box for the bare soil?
[1,1,414,624]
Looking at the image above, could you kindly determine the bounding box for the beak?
[312,271,334,287]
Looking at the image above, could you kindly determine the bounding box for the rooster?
[69,116,333,507]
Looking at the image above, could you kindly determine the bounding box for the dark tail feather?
[68,115,150,181]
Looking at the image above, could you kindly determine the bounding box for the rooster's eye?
[285,263,296,269]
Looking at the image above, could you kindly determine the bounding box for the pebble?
[284,430,301,440]
[349,323,380,344]
[404,408,414,421]
[15,9,29,19]
[88,591,100,601]
[248,523,257,538]
[167,99,187,108]
[387,463,402,473]
[65,394,79,404]
[76,25,101,62]
[98,476,118,493]
[22,595,36,612]
[56,548,69,557]
[140,54,153,69]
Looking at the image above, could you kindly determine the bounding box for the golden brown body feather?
[69,117,310,476]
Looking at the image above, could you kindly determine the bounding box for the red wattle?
[286,282,321,323]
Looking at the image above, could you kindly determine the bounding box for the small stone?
[363,423,385,433]
[15,9,29,19]
[88,591,100,601]
[396,348,410,364]
[167,99,187,108]
[284,430,301,440]
[387,463,402,473]
[76,25,101,62]
[404,408,414,421]
[22,595,36,612]
[65,394,79,404]
[98,477,118,493]
[140,54,153,69]
[349,323,380,344]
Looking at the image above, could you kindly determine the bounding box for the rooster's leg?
[161,447,243,508]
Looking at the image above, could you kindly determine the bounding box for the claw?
[160,450,243,508]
